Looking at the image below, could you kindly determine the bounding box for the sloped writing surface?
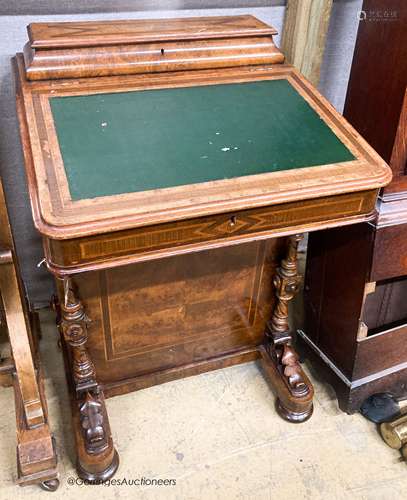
[50,79,355,201]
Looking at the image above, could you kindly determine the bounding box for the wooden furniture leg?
[13,364,59,491]
[56,276,118,482]
[0,177,58,489]
[260,234,314,422]
[0,259,58,489]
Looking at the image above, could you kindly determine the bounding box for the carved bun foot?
[259,344,314,424]
[277,399,313,423]
[40,478,60,492]
[77,449,119,483]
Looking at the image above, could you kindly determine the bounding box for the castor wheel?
[40,478,60,491]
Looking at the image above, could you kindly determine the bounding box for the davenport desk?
[14,16,391,481]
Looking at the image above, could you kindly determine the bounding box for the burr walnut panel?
[74,240,279,383]
[24,37,283,81]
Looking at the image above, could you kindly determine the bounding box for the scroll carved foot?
[56,277,119,481]
[261,234,314,422]
[79,391,108,455]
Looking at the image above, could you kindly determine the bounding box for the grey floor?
[0,309,406,500]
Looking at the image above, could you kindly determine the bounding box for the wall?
[0,0,362,306]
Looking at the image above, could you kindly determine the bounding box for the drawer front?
[46,189,377,273]
[354,323,407,379]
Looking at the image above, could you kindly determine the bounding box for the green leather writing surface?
[50,79,354,201]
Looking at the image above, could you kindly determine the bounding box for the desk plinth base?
[55,236,314,480]
[59,342,312,480]
[259,345,314,422]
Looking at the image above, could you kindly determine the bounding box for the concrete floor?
[0,309,406,500]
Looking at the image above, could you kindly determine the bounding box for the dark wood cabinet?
[301,0,407,412]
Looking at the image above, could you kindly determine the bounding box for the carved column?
[264,234,313,421]
[58,277,108,456]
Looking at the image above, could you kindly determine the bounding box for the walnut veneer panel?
[76,240,278,383]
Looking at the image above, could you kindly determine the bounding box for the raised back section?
[23,15,284,80]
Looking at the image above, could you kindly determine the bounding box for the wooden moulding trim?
[381,189,407,203]
[44,209,376,276]
[102,346,260,397]
[36,166,390,241]
[376,197,407,227]
[298,329,407,389]
[15,56,392,240]
[27,16,277,49]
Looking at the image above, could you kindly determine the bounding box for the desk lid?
[27,16,276,49]
[14,17,391,240]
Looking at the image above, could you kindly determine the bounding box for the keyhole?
[230,216,237,227]
[161,48,165,55]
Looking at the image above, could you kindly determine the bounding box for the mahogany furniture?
[0,178,58,490]
[13,16,391,481]
[300,1,407,413]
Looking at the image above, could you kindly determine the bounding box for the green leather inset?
[50,79,355,200]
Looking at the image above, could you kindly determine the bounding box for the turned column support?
[60,278,96,393]
[261,234,314,422]
[56,277,118,473]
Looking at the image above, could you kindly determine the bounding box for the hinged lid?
[28,15,277,48]
[14,52,392,240]
[23,15,284,80]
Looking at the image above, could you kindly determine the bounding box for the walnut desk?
[14,16,391,481]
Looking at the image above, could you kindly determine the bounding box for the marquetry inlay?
[46,189,376,272]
